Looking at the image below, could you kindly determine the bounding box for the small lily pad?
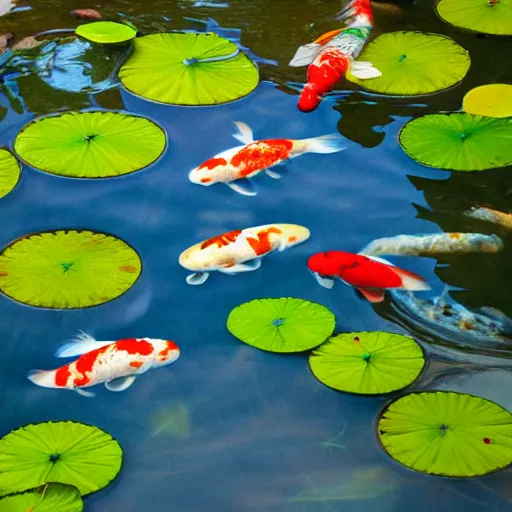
[0,483,83,511]
[0,421,122,496]
[75,21,137,44]
[309,332,425,395]
[227,298,335,353]
[346,32,470,96]
[378,391,512,477]
[463,84,512,118]
[0,149,20,199]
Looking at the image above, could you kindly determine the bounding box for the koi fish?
[289,0,381,112]
[179,223,310,285]
[27,332,180,397]
[359,233,504,257]
[308,251,429,303]
[464,207,512,230]
[188,121,346,196]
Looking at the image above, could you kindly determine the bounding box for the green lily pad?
[118,32,259,105]
[346,32,470,96]
[463,84,512,118]
[399,113,512,171]
[75,21,137,44]
[0,230,142,309]
[227,298,335,353]
[309,332,425,395]
[378,391,512,477]
[0,483,83,511]
[436,0,512,36]
[13,111,166,178]
[0,149,21,199]
[0,421,123,496]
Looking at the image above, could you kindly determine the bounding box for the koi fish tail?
[301,133,346,154]
[27,369,58,389]
[390,267,431,292]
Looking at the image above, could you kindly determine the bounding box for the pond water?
[0,0,511,510]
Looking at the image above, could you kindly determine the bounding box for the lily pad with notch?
[0,483,83,511]
[0,148,20,199]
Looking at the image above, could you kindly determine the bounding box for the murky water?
[0,1,511,510]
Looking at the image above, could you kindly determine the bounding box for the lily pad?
[0,230,141,309]
[399,113,512,171]
[118,32,259,105]
[0,421,122,496]
[0,483,83,511]
[346,32,470,96]
[0,149,20,199]
[14,111,165,178]
[227,298,335,353]
[463,84,512,118]
[75,21,137,44]
[436,0,512,36]
[309,332,425,395]
[378,391,512,477]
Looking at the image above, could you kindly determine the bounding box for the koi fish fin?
[349,61,382,80]
[105,375,137,392]
[219,259,262,274]
[311,272,336,289]
[186,272,209,285]
[232,121,254,144]
[226,180,257,196]
[365,255,395,266]
[27,369,57,389]
[75,387,96,398]
[358,288,386,303]
[56,331,113,358]
[390,267,431,292]
[313,28,345,46]
[302,134,346,155]
[289,42,323,67]
[266,169,281,179]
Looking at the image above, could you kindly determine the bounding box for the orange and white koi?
[290,0,380,112]
[464,207,512,230]
[188,121,346,196]
[27,333,180,397]
[179,223,310,285]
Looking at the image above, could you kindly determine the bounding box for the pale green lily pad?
[378,392,512,477]
[463,84,512,118]
[0,483,83,511]
[227,298,335,353]
[0,149,21,199]
[75,21,137,44]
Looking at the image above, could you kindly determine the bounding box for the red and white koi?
[27,333,180,397]
[189,121,346,196]
[179,223,310,285]
[290,0,380,112]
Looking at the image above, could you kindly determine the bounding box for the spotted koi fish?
[188,121,346,196]
[179,223,310,285]
[27,333,180,397]
[464,207,512,230]
[290,0,380,112]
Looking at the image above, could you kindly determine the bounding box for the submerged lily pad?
[118,32,259,105]
[0,421,122,496]
[309,332,425,395]
[463,84,512,118]
[227,298,335,353]
[378,391,512,477]
[347,32,470,96]
[14,111,166,178]
[399,113,512,171]
[0,230,141,309]
[0,483,83,511]
[75,21,137,44]
[436,0,512,36]
[0,149,20,199]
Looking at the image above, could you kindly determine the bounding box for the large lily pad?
[0,230,142,309]
[0,421,122,496]
[75,21,137,44]
[118,32,259,105]
[0,149,20,199]
[463,84,512,118]
[14,111,166,178]
[227,298,336,353]
[378,391,512,477]
[0,483,83,511]
[309,332,425,395]
[347,32,470,96]
[399,113,512,171]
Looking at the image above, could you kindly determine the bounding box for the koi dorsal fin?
[56,331,113,358]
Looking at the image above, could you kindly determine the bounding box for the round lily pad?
[0,230,142,309]
[436,0,512,36]
[399,113,512,171]
[227,298,335,353]
[75,21,137,44]
[118,32,259,105]
[463,84,512,118]
[0,149,21,199]
[0,483,83,511]
[14,111,166,179]
[378,391,512,477]
[346,32,470,96]
[309,332,425,395]
[0,421,123,496]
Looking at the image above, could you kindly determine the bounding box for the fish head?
[307,251,346,287]
[152,339,180,366]
[188,157,228,186]
[179,243,219,272]
[274,224,311,248]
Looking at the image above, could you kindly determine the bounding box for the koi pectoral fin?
[265,169,282,179]
[75,387,96,398]
[226,180,257,196]
[349,61,382,80]
[105,375,137,392]
[219,259,262,274]
[232,121,254,144]
[289,42,323,67]
[312,272,336,289]
[186,272,209,285]
[358,288,386,303]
